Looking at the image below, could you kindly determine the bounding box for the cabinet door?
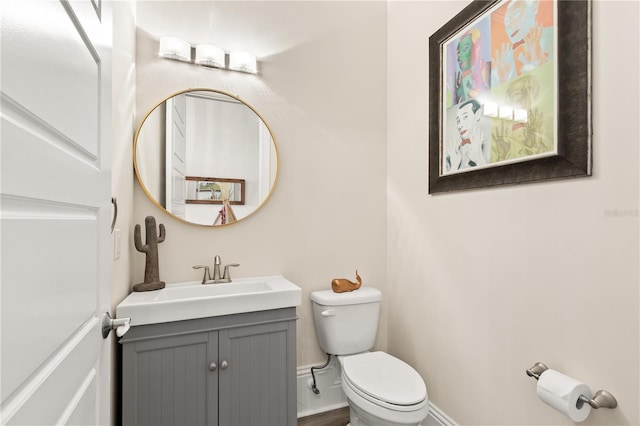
[218,321,296,426]
[122,331,219,426]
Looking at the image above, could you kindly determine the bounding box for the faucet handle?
[192,265,211,284]
[222,263,240,280]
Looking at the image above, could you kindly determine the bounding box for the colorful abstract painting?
[441,0,557,176]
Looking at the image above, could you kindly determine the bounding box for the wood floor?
[297,407,350,426]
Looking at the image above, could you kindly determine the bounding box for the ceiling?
[135,1,350,58]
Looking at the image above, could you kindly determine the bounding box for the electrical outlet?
[114,228,121,260]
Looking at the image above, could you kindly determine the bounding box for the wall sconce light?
[228,51,258,74]
[195,44,226,69]
[159,37,257,74]
[159,37,191,62]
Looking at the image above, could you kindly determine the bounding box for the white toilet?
[311,287,429,426]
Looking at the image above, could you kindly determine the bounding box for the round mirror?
[134,89,279,226]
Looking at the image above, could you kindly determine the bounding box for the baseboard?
[425,402,458,426]
[296,357,347,418]
[296,360,457,425]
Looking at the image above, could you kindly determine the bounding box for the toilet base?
[346,399,426,426]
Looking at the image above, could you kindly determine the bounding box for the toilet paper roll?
[536,369,592,422]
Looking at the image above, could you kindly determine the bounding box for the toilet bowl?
[310,288,429,426]
[339,352,428,426]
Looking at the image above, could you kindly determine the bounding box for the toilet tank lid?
[310,287,381,305]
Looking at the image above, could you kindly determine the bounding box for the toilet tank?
[310,287,381,355]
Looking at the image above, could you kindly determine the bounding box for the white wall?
[119,2,639,424]
[111,0,136,422]
[387,1,639,425]
[132,1,388,367]
[111,0,136,310]
[134,103,164,203]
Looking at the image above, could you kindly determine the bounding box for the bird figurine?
[331,270,362,293]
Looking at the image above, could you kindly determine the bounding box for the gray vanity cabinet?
[120,308,297,426]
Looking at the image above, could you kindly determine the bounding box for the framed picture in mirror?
[186,176,245,205]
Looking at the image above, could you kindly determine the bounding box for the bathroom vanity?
[117,276,301,426]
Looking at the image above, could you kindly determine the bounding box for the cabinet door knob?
[221,360,229,369]
[209,362,217,371]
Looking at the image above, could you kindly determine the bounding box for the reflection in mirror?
[134,89,278,226]
[186,177,245,205]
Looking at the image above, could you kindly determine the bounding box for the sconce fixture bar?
[159,36,257,74]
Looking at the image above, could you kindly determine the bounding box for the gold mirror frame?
[133,88,279,227]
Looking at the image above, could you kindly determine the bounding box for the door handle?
[221,360,229,369]
[111,197,118,233]
[209,362,217,371]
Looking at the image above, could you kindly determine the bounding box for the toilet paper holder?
[526,362,617,410]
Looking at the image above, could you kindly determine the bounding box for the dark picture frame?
[428,0,592,194]
[185,176,246,205]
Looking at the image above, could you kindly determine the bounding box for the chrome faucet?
[193,255,239,284]
[212,255,222,281]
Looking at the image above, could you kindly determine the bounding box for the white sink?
[116,275,302,326]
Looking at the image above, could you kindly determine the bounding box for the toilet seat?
[341,352,427,410]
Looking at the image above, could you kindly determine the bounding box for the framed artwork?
[185,176,246,205]
[428,0,592,194]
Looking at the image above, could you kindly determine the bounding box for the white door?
[165,95,187,219]
[1,0,112,424]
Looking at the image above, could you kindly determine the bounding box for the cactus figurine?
[133,216,166,292]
